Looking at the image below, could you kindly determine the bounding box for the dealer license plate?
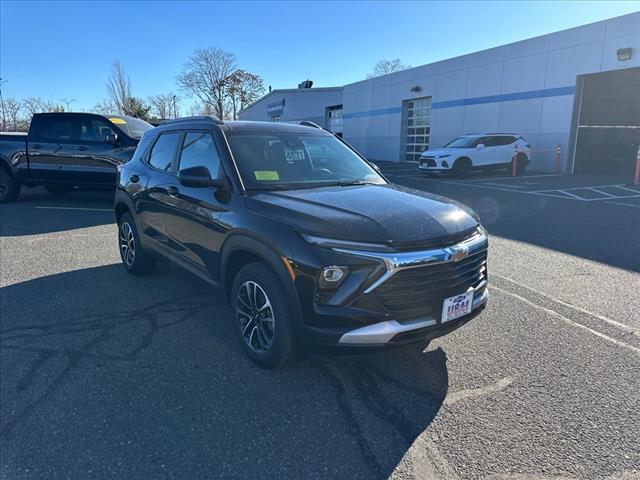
[441,291,474,323]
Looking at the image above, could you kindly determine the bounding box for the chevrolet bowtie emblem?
[449,245,469,262]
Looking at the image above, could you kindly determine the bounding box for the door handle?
[129,175,139,183]
[31,144,43,150]
[75,146,88,151]
[167,186,179,197]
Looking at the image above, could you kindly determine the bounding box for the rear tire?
[452,158,472,177]
[230,262,301,369]
[117,212,157,275]
[0,166,20,203]
[511,153,528,175]
[45,184,73,195]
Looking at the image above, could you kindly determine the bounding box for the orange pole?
[555,144,561,173]
[512,145,518,176]
[634,146,640,185]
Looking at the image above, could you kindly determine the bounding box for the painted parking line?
[530,184,640,202]
[34,206,113,212]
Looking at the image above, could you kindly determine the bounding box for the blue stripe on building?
[343,85,576,119]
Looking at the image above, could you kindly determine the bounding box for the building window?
[326,104,343,134]
[402,97,431,162]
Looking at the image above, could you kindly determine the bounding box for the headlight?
[436,154,451,159]
[300,233,395,253]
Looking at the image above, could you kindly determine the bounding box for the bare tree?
[177,47,236,120]
[60,98,76,111]
[226,69,265,120]
[106,60,133,115]
[367,59,411,79]
[94,99,116,115]
[2,97,22,131]
[189,101,216,117]
[148,92,180,120]
[22,96,47,118]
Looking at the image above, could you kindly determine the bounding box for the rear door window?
[148,132,181,172]
[36,116,81,142]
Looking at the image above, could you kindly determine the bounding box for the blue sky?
[1,1,637,111]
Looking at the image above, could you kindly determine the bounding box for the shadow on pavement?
[0,264,449,479]
[1,187,115,236]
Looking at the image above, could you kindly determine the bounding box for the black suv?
[115,117,488,368]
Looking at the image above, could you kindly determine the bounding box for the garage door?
[573,67,640,175]
[401,97,431,162]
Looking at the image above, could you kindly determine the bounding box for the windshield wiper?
[334,179,370,187]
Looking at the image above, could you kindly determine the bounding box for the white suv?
[418,134,531,176]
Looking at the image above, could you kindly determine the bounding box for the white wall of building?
[239,87,343,128]
[343,12,640,170]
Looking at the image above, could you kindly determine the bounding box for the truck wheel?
[0,166,20,203]
[118,212,157,275]
[45,185,73,195]
[231,262,301,369]
[452,158,472,177]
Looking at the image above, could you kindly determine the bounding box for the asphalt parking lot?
[1,177,639,479]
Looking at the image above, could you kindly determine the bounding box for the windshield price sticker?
[254,170,280,181]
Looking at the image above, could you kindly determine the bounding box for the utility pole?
[61,98,76,112]
[0,78,7,131]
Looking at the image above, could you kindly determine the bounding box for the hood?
[246,184,479,247]
[421,147,458,157]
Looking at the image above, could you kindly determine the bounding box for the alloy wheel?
[236,281,275,353]
[119,221,136,266]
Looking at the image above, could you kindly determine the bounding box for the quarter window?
[178,132,221,178]
[148,132,181,172]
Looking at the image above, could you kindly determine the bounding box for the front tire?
[452,158,472,177]
[0,166,21,203]
[117,212,156,275]
[230,262,300,368]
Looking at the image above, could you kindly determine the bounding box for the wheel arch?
[221,234,298,308]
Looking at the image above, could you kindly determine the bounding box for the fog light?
[319,266,348,288]
[442,160,449,168]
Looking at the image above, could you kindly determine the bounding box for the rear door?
[72,116,124,186]
[27,114,81,183]
[164,131,227,273]
[135,131,182,252]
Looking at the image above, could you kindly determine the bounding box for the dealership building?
[240,12,640,174]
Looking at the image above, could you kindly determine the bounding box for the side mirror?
[476,143,485,150]
[105,133,119,145]
[178,165,226,189]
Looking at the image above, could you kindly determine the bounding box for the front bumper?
[297,228,489,349]
[418,157,452,171]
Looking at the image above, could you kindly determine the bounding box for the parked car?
[418,133,532,176]
[0,112,153,202]
[115,117,489,368]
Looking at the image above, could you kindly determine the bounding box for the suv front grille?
[421,158,436,167]
[374,251,487,319]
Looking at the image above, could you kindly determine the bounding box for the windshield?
[226,132,386,190]
[108,116,153,140]
[443,136,482,148]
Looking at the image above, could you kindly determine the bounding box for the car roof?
[462,133,518,137]
[221,120,333,135]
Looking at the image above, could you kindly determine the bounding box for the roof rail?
[160,115,223,126]
[297,121,323,129]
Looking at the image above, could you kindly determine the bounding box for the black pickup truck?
[0,112,153,202]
